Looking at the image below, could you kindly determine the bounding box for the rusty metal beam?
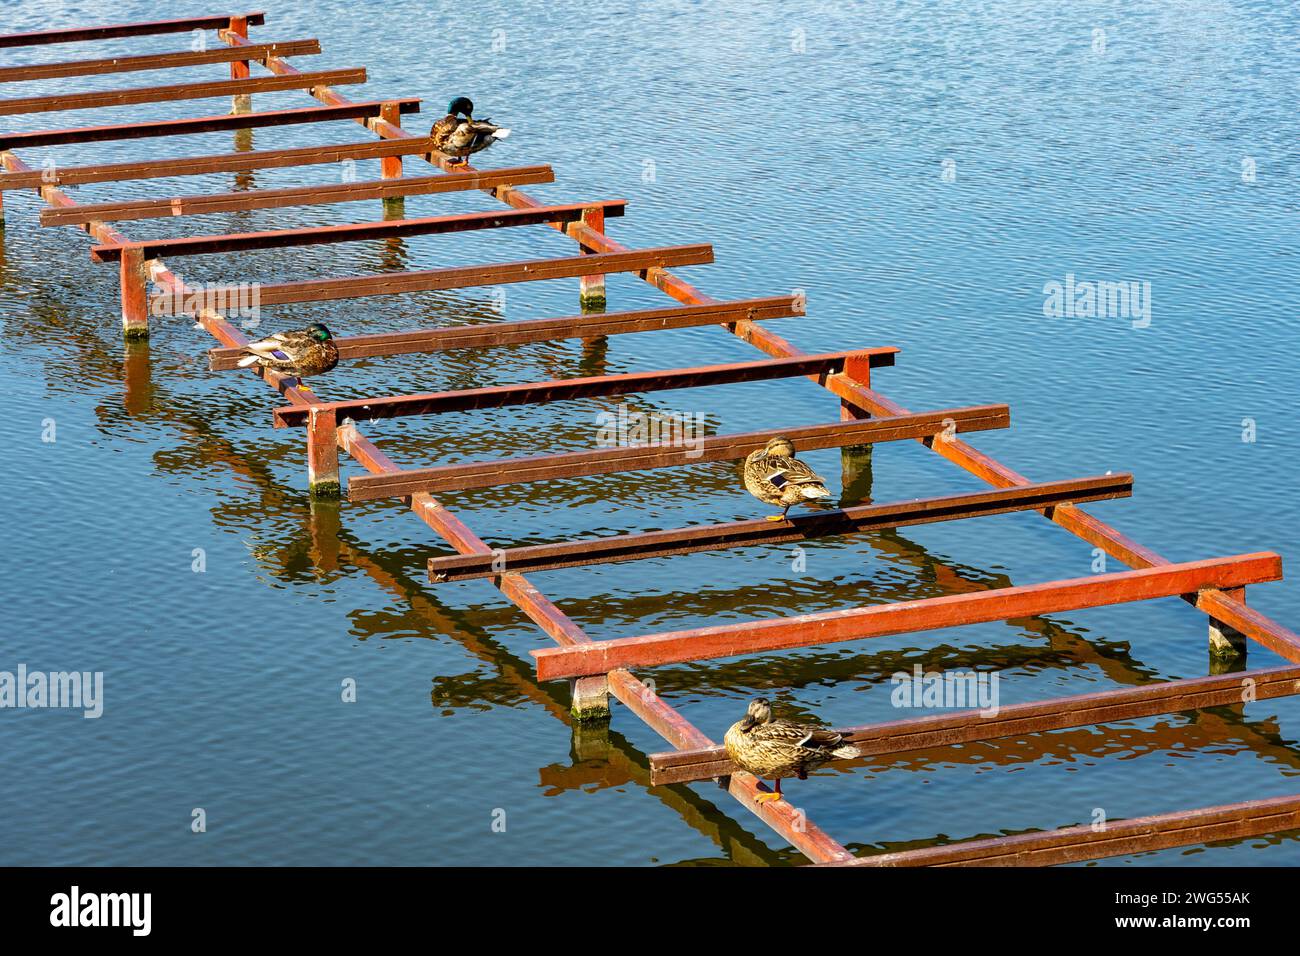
[0,29,854,867]
[429,473,1134,583]
[90,200,627,261]
[1,138,436,191]
[827,792,1300,866]
[41,165,554,226]
[166,245,714,309]
[0,13,266,48]
[0,67,367,116]
[532,552,1284,680]
[0,98,421,149]
[208,296,802,370]
[347,404,1011,501]
[0,39,321,84]
[274,349,896,427]
[650,664,1300,785]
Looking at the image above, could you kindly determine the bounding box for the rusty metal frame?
[4,14,1299,866]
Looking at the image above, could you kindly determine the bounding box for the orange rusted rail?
[4,13,1298,868]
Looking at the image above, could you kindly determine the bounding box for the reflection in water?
[122,339,154,417]
[6,5,1299,862]
[7,228,1298,862]
[233,127,255,192]
[135,375,1300,859]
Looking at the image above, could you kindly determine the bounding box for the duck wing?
[763,719,856,759]
[430,113,459,150]
[246,329,314,362]
[764,454,826,486]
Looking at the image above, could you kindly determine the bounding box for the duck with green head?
[430,96,511,165]
[236,321,339,388]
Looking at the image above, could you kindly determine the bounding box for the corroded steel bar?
[532,553,1285,680]
[0,98,421,149]
[0,67,367,116]
[208,296,801,370]
[334,424,846,857]
[428,474,1134,583]
[211,28,1300,678]
[4,29,853,865]
[274,349,897,427]
[827,792,1300,867]
[2,138,436,190]
[43,166,554,226]
[90,200,627,261]
[817,385,1300,663]
[649,664,1300,785]
[347,404,1011,501]
[0,39,321,83]
[0,13,266,47]
[176,245,714,308]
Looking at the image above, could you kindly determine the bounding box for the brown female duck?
[724,698,860,803]
[742,436,832,520]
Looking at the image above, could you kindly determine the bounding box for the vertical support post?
[1209,586,1249,664]
[838,352,874,504]
[0,187,6,231]
[119,246,149,341]
[377,101,406,219]
[577,205,606,313]
[307,406,341,498]
[228,16,252,115]
[378,102,403,178]
[570,674,610,722]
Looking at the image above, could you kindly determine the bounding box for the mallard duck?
[743,436,832,521]
[235,322,339,387]
[430,96,510,164]
[724,698,860,803]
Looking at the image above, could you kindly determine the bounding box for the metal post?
[228,16,252,115]
[577,205,606,312]
[119,246,149,340]
[378,101,405,219]
[307,406,341,498]
[839,352,874,503]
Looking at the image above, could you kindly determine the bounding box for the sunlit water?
[1,0,1297,866]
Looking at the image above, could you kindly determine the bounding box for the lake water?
[1,0,1297,866]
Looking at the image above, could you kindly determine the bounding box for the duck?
[724,698,861,803]
[742,435,832,521]
[430,96,510,165]
[235,322,339,387]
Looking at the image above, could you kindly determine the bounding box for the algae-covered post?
[307,406,341,499]
[577,204,607,312]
